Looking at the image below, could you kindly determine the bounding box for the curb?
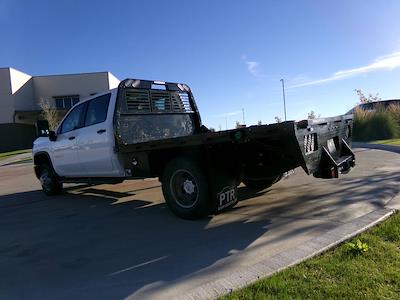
[176,207,396,300]
[353,142,400,154]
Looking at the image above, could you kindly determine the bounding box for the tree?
[307,110,320,119]
[38,98,59,130]
[208,127,216,132]
[274,116,282,123]
[235,121,241,128]
[355,89,381,103]
[257,120,262,125]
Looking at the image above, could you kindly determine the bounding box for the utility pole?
[242,108,245,125]
[225,117,228,130]
[280,79,287,121]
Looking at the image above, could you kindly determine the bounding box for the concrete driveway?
[0,147,399,300]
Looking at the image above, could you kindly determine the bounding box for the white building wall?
[0,68,120,124]
[32,72,111,108]
[9,68,35,112]
[9,68,32,94]
[0,68,15,124]
[108,72,120,89]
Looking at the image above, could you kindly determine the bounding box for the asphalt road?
[0,147,399,300]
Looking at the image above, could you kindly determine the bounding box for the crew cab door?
[52,103,86,176]
[76,93,116,176]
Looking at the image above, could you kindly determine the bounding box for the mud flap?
[208,166,239,214]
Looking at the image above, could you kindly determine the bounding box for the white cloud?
[242,55,264,78]
[246,61,259,76]
[289,51,400,88]
[215,110,242,118]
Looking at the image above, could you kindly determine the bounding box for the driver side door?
[51,103,86,177]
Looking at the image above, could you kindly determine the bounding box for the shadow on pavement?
[0,187,271,300]
[0,166,399,299]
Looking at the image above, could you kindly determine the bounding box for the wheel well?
[148,147,204,179]
[33,153,52,179]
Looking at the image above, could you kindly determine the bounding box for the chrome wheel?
[38,164,62,195]
[40,169,53,192]
[170,169,199,208]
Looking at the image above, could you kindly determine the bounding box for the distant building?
[0,67,120,151]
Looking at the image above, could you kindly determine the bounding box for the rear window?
[85,94,111,126]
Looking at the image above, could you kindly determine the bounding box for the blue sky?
[1,0,400,129]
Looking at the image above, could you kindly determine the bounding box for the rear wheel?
[161,157,210,219]
[242,174,282,191]
[39,164,63,195]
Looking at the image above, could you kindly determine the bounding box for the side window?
[60,104,85,134]
[84,94,111,127]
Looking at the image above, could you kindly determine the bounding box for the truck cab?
[34,89,125,178]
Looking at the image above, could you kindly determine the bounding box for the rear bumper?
[295,115,355,178]
[313,139,355,179]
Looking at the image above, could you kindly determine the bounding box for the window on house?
[54,95,80,109]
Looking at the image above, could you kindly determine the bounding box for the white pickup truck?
[33,78,355,219]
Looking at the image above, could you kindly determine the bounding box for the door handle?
[68,136,75,140]
[97,129,106,134]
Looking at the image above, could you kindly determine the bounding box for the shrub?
[353,107,400,141]
[347,239,369,255]
[388,104,400,125]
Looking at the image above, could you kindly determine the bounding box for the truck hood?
[33,137,51,152]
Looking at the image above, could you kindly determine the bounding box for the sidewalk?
[0,152,32,167]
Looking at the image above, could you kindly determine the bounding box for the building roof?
[0,67,119,80]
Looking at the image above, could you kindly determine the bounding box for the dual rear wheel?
[161,158,210,220]
[161,157,282,219]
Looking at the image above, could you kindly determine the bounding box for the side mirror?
[35,120,50,137]
[49,130,57,142]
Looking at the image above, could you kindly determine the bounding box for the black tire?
[161,157,210,219]
[39,163,63,195]
[242,174,282,191]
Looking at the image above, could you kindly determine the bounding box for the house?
[0,67,120,151]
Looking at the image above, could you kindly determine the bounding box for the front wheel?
[161,157,210,219]
[39,164,63,195]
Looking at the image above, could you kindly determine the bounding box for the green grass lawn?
[0,149,31,162]
[370,138,400,145]
[223,212,400,299]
